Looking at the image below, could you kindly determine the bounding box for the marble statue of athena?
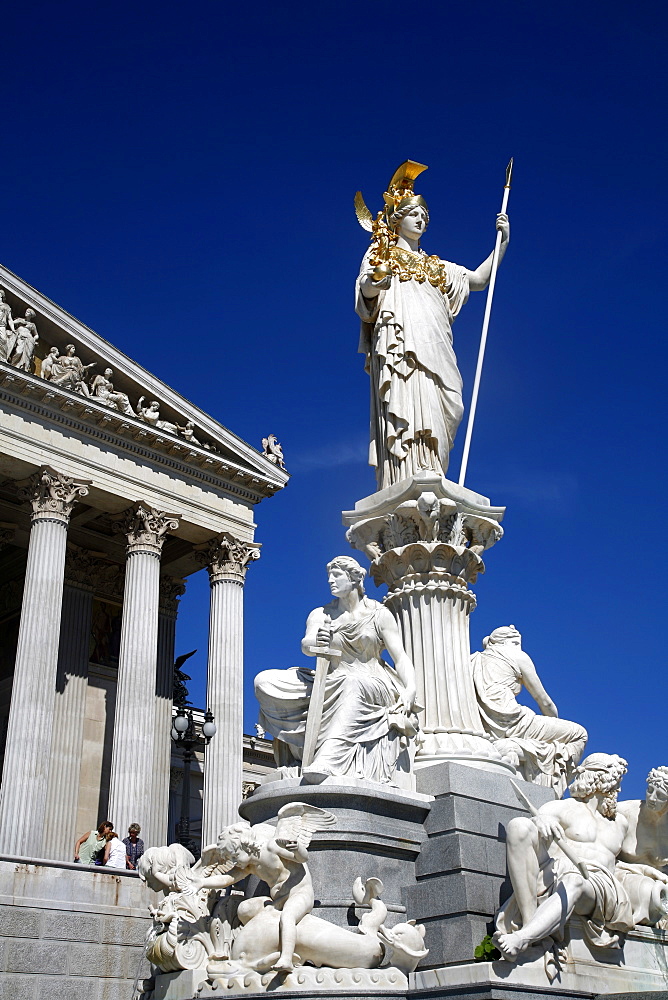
[355,161,510,488]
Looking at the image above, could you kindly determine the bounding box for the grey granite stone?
[418,912,491,968]
[67,941,130,978]
[98,980,136,1000]
[0,974,38,1000]
[101,913,149,946]
[417,830,507,879]
[0,906,41,939]
[415,761,555,809]
[37,976,101,1000]
[42,910,101,942]
[5,939,69,975]
[241,779,430,928]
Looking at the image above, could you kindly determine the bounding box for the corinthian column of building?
[345,472,511,772]
[201,533,260,844]
[45,546,96,862]
[0,467,90,857]
[107,505,180,845]
[149,575,186,848]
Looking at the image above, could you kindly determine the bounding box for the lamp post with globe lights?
[171,649,217,855]
[170,705,217,854]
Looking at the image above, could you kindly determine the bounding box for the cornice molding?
[0,368,281,504]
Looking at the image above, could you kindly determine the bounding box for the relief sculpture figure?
[48,344,95,393]
[254,556,419,785]
[616,765,668,926]
[355,161,509,488]
[9,308,39,372]
[0,290,16,362]
[90,367,136,415]
[471,625,587,794]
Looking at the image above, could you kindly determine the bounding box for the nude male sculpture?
[494,753,634,960]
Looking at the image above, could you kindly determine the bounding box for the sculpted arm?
[517,653,558,717]
[379,607,417,709]
[467,214,510,291]
[301,607,329,656]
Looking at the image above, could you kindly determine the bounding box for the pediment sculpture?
[0,288,217,452]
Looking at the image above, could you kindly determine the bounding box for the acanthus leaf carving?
[199,532,261,584]
[64,544,98,590]
[159,575,187,616]
[20,466,91,522]
[114,504,181,555]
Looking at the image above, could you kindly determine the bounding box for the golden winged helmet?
[354,161,428,280]
[354,160,429,232]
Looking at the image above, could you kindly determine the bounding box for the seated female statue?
[254,556,419,785]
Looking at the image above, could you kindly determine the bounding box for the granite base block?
[0,857,157,1000]
[406,762,555,969]
[240,777,431,929]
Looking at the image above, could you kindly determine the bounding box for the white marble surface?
[255,556,419,785]
[471,625,588,794]
[494,753,633,962]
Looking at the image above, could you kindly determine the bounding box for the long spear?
[458,158,513,487]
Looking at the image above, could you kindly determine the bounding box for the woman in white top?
[103,831,127,868]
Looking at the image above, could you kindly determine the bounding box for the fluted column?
[148,576,185,848]
[45,547,96,861]
[346,477,512,772]
[107,505,180,843]
[0,467,90,856]
[201,533,260,844]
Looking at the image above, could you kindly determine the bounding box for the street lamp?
[170,706,217,854]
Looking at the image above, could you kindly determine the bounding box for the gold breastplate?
[388,248,449,294]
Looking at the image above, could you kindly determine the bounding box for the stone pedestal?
[240,776,431,930]
[0,467,89,857]
[201,534,260,845]
[344,472,509,772]
[405,761,554,971]
[108,505,180,845]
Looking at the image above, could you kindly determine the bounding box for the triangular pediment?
[0,264,288,498]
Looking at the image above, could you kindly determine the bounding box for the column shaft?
[107,505,179,844]
[202,578,243,843]
[149,607,178,847]
[107,547,161,840]
[45,581,94,862]
[0,516,70,855]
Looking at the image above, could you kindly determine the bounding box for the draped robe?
[254,598,410,784]
[356,248,469,488]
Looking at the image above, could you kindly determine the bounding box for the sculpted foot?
[272,952,300,974]
[492,930,530,962]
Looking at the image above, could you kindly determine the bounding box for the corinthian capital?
[115,504,181,556]
[20,466,91,523]
[202,532,261,584]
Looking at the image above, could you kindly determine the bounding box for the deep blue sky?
[4,2,666,797]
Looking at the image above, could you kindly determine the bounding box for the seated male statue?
[471,625,587,794]
[616,765,668,925]
[494,753,634,961]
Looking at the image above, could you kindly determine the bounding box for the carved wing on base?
[274,802,336,852]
